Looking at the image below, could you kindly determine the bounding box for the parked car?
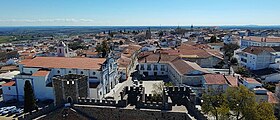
[1,110,9,115]
[0,107,7,114]
[9,107,17,114]
[15,108,23,115]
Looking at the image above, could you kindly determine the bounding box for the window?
[100,92,102,95]
[69,71,72,73]
[8,87,11,90]
[153,65,158,71]
[161,65,165,71]
[72,81,74,84]
[140,65,144,70]
[59,48,62,53]
[92,72,96,75]
[57,70,60,74]
[147,64,151,70]
[67,81,69,84]
[81,71,84,74]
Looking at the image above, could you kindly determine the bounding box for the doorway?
[67,96,73,103]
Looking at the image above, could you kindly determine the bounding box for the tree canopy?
[209,36,218,43]
[235,66,251,77]
[202,91,229,120]
[202,86,276,120]
[96,40,110,58]
[222,43,240,59]
[24,80,36,113]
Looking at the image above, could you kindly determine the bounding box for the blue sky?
[0,0,279,26]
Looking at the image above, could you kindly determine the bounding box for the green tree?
[201,90,229,120]
[222,43,240,59]
[24,80,36,113]
[230,57,238,65]
[158,31,164,37]
[214,61,225,69]
[164,82,173,87]
[209,36,218,43]
[68,41,86,50]
[235,66,251,77]
[151,82,164,101]
[96,40,110,58]
[256,102,276,120]
[225,86,257,120]
[202,86,277,120]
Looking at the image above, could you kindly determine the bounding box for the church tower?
[57,41,69,57]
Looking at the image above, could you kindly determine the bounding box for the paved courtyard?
[142,80,164,94]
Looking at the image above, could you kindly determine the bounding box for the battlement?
[165,86,193,94]
[77,97,127,107]
[136,101,172,110]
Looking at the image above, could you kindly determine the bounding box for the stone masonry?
[53,74,89,105]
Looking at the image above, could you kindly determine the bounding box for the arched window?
[57,70,60,74]
[80,71,83,74]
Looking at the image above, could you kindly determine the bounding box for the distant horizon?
[1,0,280,26]
[1,24,280,27]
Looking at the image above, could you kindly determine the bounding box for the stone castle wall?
[53,74,88,105]
[73,105,193,120]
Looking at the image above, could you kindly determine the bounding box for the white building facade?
[240,36,280,48]
[237,47,275,70]
[2,56,119,102]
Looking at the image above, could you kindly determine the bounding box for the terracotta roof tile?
[2,81,15,86]
[170,59,209,75]
[117,55,132,68]
[138,53,178,63]
[225,76,238,87]
[204,74,228,85]
[20,57,106,70]
[242,46,275,55]
[267,92,279,104]
[243,36,280,43]
[244,78,261,84]
[32,70,50,77]
[160,44,212,58]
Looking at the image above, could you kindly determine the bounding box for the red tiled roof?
[267,92,279,104]
[138,53,179,63]
[242,46,275,55]
[32,70,50,77]
[203,74,228,85]
[244,78,261,84]
[20,57,106,70]
[205,49,224,60]
[2,81,15,86]
[0,65,18,71]
[170,59,209,75]
[225,76,238,87]
[117,55,132,68]
[243,36,280,43]
[160,44,212,58]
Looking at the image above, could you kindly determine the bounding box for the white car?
[9,107,17,114]
[1,110,9,115]
[15,109,23,115]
